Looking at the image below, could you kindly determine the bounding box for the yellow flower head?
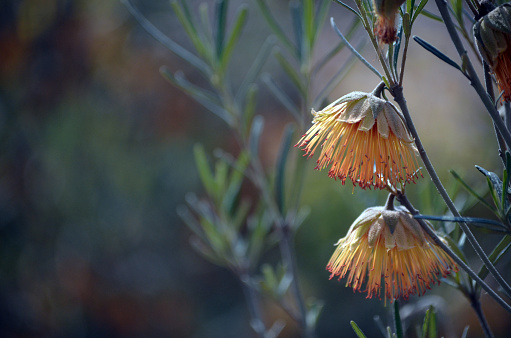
[474,3,511,101]
[296,91,421,190]
[327,206,457,302]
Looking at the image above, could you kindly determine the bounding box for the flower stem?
[396,192,511,314]
[240,272,267,337]
[469,292,495,338]
[391,85,511,305]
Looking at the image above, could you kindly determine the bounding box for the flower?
[373,0,406,44]
[474,3,511,101]
[296,91,421,190]
[326,206,457,303]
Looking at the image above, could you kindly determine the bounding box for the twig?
[396,192,511,314]
[434,0,511,149]
[391,85,511,304]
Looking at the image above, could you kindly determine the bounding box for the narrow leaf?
[394,301,404,338]
[215,0,228,58]
[262,74,301,119]
[249,115,264,157]
[291,2,304,61]
[450,169,497,213]
[351,321,368,338]
[419,9,443,22]
[332,0,363,21]
[413,36,461,71]
[236,36,274,102]
[331,18,382,79]
[477,235,511,284]
[220,5,248,70]
[194,144,217,196]
[160,67,232,124]
[275,51,306,95]
[256,0,295,53]
[275,124,295,213]
[414,215,509,233]
[122,0,210,74]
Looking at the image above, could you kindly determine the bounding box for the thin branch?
[391,85,511,303]
[434,0,511,149]
[396,192,511,314]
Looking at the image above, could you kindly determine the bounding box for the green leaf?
[313,41,361,108]
[242,85,258,138]
[256,0,295,54]
[419,9,443,22]
[171,1,212,62]
[249,115,264,157]
[160,67,232,125]
[194,144,217,197]
[477,235,511,286]
[412,0,430,24]
[394,301,404,338]
[313,1,331,43]
[291,2,303,61]
[275,50,306,95]
[351,321,368,338]
[236,36,274,102]
[314,17,360,73]
[331,18,382,78]
[275,124,295,214]
[450,169,498,214]
[303,0,314,49]
[306,298,324,330]
[414,215,509,233]
[222,152,249,215]
[476,165,504,211]
[215,0,228,58]
[262,74,301,119]
[121,0,210,75]
[332,0,362,21]
[421,306,438,338]
[220,5,248,71]
[413,36,461,71]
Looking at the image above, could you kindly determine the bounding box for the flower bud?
[474,3,511,101]
[373,0,406,44]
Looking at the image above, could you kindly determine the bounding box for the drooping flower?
[296,91,421,190]
[373,0,406,44]
[326,206,457,303]
[474,3,511,101]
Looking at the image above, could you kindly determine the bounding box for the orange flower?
[296,92,421,190]
[474,4,511,101]
[327,206,457,303]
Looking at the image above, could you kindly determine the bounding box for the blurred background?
[0,0,509,337]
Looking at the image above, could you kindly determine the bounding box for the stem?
[278,222,313,338]
[398,35,410,86]
[434,0,511,149]
[240,273,267,337]
[469,293,495,338]
[396,192,511,314]
[391,85,511,303]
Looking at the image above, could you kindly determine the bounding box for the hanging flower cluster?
[326,206,457,302]
[296,91,421,190]
[474,3,511,101]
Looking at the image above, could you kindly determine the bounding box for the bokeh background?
[0,0,509,337]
